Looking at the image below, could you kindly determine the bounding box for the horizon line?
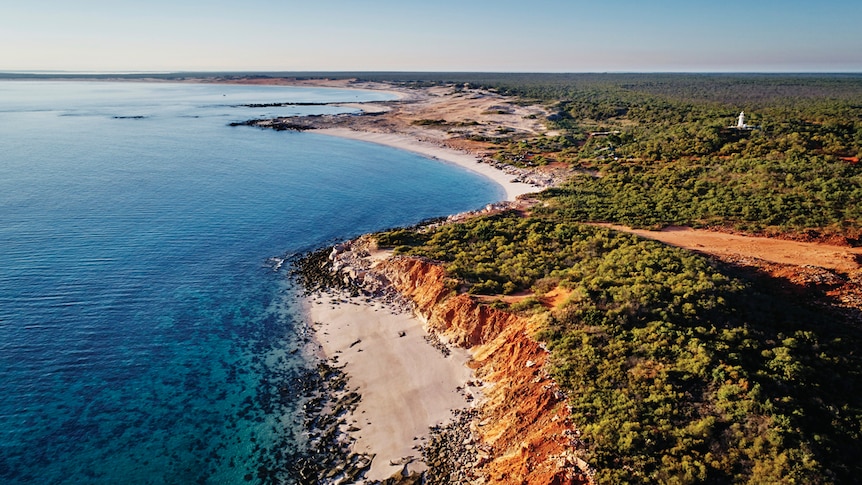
[2,69,862,76]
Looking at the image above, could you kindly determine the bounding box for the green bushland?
[483,75,862,239]
[376,212,862,484]
[537,154,862,237]
[373,73,862,483]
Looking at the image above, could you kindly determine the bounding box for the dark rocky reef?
[233,102,333,108]
[274,362,376,484]
[229,119,312,131]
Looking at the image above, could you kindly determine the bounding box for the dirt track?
[598,224,862,274]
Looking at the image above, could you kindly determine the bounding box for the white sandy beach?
[297,88,538,482]
[307,293,475,481]
[303,122,531,482]
[317,127,538,202]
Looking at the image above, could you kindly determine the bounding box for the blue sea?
[0,81,502,483]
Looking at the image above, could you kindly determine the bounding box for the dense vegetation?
[376,213,862,483]
[372,74,862,483]
[538,155,862,236]
[481,75,862,239]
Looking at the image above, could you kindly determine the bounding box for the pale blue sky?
[1,0,860,72]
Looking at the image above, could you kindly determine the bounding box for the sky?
[1,0,860,73]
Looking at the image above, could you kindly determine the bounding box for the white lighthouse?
[736,111,747,129]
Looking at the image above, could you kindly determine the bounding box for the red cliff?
[379,257,594,484]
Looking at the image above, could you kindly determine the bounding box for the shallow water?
[0,81,502,483]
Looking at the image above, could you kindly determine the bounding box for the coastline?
[281,80,579,482]
[294,86,536,481]
[315,127,538,202]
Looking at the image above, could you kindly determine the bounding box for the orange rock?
[379,257,594,484]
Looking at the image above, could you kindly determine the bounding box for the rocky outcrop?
[380,258,516,347]
[228,118,311,131]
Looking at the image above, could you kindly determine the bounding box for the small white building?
[732,111,754,130]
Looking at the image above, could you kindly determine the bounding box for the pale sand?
[298,88,533,481]
[316,127,538,202]
[307,294,474,481]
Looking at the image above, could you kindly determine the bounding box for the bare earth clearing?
[594,224,862,317]
[597,224,862,274]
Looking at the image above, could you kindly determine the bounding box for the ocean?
[0,81,503,483]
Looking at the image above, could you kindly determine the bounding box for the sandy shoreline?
[289,81,545,481]
[315,127,539,202]
[300,104,532,482]
[306,292,476,481]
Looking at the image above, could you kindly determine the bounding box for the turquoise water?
[0,81,503,483]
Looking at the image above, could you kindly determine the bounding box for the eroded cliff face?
[379,257,593,484]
